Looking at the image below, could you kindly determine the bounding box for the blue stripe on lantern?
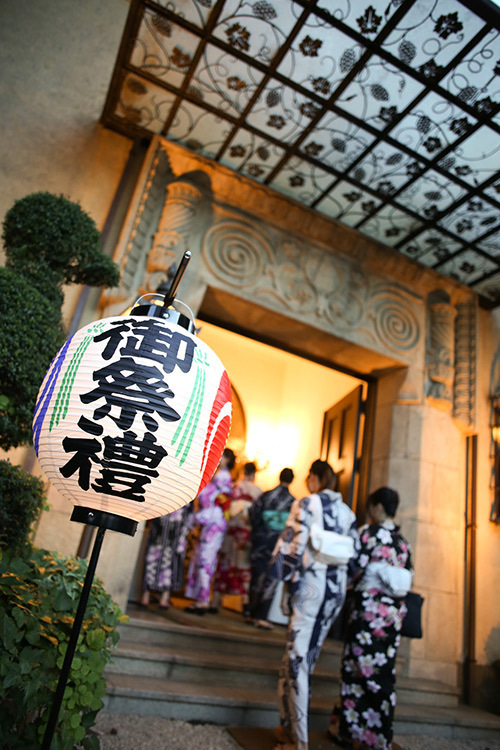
[33,337,72,455]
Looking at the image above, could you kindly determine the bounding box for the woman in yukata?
[330,487,413,750]
[140,506,190,610]
[248,467,296,629]
[266,459,359,750]
[184,447,236,614]
[213,461,262,619]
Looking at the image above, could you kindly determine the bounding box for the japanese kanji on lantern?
[32,310,233,523]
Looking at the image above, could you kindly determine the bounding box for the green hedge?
[0,548,127,749]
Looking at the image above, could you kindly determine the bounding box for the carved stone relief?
[424,291,477,427]
[201,217,422,363]
[98,137,478,416]
[425,292,457,411]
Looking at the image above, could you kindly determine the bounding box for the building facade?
[1,0,499,713]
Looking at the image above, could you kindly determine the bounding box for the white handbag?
[309,523,355,566]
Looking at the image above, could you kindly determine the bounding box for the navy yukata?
[262,489,359,746]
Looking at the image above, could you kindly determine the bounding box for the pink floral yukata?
[184,466,233,604]
[338,520,413,750]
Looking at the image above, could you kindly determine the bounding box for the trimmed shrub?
[0,460,48,553]
[2,192,120,288]
[0,548,127,749]
[0,267,65,450]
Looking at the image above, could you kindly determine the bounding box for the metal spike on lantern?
[35,251,232,749]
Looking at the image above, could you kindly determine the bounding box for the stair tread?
[105,673,500,729]
[111,640,459,694]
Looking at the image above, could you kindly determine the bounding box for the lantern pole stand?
[41,508,137,750]
[42,249,191,748]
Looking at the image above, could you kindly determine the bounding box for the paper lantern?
[33,312,232,522]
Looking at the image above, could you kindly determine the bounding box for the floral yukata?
[143,507,189,595]
[215,477,262,600]
[184,466,233,604]
[338,520,413,750]
[264,489,359,747]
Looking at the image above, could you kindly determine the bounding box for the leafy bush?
[0,460,48,553]
[2,192,120,288]
[0,267,66,450]
[0,548,127,749]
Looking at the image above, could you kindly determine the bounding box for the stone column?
[453,301,477,431]
[425,291,457,412]
[141,178,204,295]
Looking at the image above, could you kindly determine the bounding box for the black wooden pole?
[41,526,106,750]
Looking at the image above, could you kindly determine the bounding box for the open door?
[321,384,365,512]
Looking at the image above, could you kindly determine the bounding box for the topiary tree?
[0,268,66,449]
[2,192,120,288]
[0,194,125,747]
[0,191,120,451]
[0,460,48,554]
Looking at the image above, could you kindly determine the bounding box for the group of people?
[140,447,296,628]
[140,449,414,750]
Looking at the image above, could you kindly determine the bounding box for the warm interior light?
[245,420,301,486]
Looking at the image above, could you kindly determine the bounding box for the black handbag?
[401,591,424,638]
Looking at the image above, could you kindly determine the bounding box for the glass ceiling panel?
[347,143,423,195]
[153,0,213,29]
[191,45,265,116]
[212,0,301,63]
[473,272,500,302]
[131,11,201,89]
[436,249,499,283]
[436,125,500,186]
[477,229,500,258]
[440,28,500,104]
[167,100,232,159]
[277,22,366,96]
[315,182,383,225]
[358,205,424,246]
[381,1,488,70]
[298,112,377,172]
[397,169,467,215]
[102,0,500,307]
[393,91,478,160]
[115,75,177,133]
[220,130,286,179]
[268,156,336,203]
[438,198,500,242]
[323,0,402,37]
[399,229,464,266]
[336,55,425,129]
[245,81,320,144]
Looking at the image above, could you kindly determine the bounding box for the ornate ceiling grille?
[102,0,500,307]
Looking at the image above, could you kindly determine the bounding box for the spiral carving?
[372,292,420,352]
[202,221,274,288]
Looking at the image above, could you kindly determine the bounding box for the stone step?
[107,640,460,708]
[103,672,500,741]
[119,611,343,671]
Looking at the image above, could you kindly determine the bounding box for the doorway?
[195,318,374,506]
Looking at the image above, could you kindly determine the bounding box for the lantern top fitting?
[130,250,195,333]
